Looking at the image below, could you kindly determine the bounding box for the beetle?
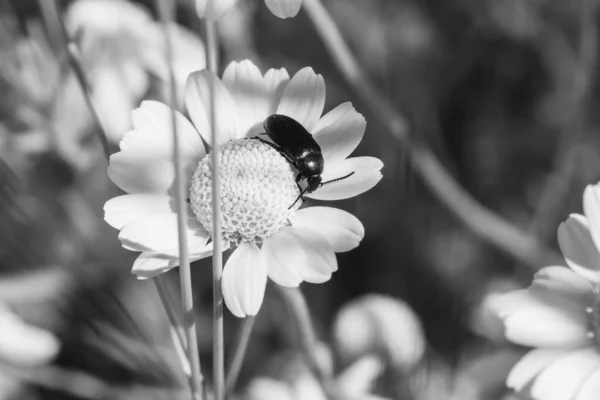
[253,114,354,209]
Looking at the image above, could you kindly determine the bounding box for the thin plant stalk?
[37,0,191,379]
[205,20,225,400]
[225,316,256,397]
[302,0,562,269]
[276,287,325,381]
[156,0,204,399]
[38,0,113,161]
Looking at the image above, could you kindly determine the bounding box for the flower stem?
[225,316,256,397]
[302,0,562,269]
[156,0,204,399]
[205,20,225,400]
[38,0,113,161]
[276,287,326,381]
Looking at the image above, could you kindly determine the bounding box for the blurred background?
[1,0,598,399]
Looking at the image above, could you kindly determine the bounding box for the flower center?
[189,138,301,246]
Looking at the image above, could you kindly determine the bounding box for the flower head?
[195,0,303,20]
[64,0,206,142]
[104,60,383,317]
[492,183,600,400]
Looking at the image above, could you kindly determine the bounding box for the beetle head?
[305,175,322,193]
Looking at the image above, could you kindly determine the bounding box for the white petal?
[336,356,384,395]
[583,184,600,251]
[292,207,364,252]
[92,67,136,142]
[531,348,600,400]
[263,226,337,286]
[530,266,592,302]
[246,378,295,400]
[276,67,325,132]
[132,252,177,279]
[118,213,209,256]
[558,214,600,283]
[185,70,240,146]
[491,289,588,347]
[306,157,383,201]
[222,243,268,318]
[507,349,568,391]
[0,306,60,366]
[108,151,175,194]
[312,103,366,163]
[222,60,270,137]
[104,194,173,229]
[129,100,206,159]
[195,0,237,20]
[263,68,290,114]
[265,0,303,19]
[577,367,600,400]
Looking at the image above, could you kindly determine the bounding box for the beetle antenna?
[320,171,355,187]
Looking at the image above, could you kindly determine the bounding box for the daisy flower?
[64,0,205,141]
[491,183,600,400]
[196,0,303,20]
[104,60,383,318]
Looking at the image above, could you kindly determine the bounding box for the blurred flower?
[104,60,383,317]
[492,183,600,400]
[195,0,302,20]
[333,294,425,371]
[245,356,389,400]
[64,0,206,142]
[0,304,60,366]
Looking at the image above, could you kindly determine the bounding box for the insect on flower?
[254,114,355,209]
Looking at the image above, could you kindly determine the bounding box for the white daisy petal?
[507,348,569,391]
[222,60,270,137]
[265,0,303,19]
[306,157,383,201]
[583,184,600,251]
[129,101,206,158]
[132,252,177,279]
[118,213,209,256]
[92,67,135,142]
[531,348,600,400]
[312,103,366,163]
[263,226,337,286]
[491,289,588,347]
[263,68,290,114]
[577,367,600,400]
[104,194,173,229]
[108,152,175,194]
[530,266,592,302]
[558,213,600,283]
[276,67,325,132]
[222,243,268,318]
[185,70,239,146]
[292,207,364,253]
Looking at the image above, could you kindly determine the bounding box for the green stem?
[205,20,225,400]
[225,316,256,397]
[156,0,204,398]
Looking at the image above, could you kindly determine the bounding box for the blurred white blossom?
[492,183,600,400]
[195,0,302,20]
[63,0,206,142]
[333,294,425,371]
[0,304,60,366]
[245,356,389,400]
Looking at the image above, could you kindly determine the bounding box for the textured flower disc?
[190,139,301,246]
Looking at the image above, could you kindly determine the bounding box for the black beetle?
[253,114,354,209]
